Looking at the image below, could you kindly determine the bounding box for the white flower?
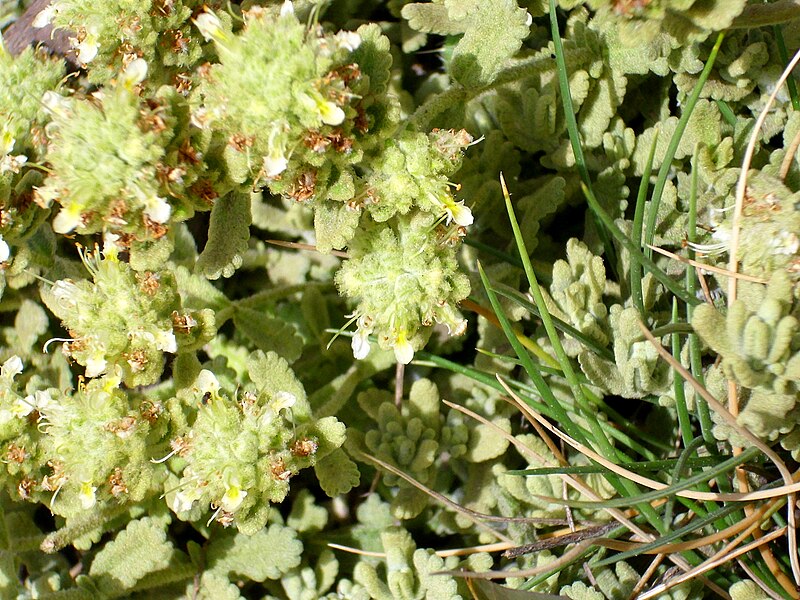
[0,235,9,263]
[154,328,177,353]
[11,396,34,418]
[301,91,345,126]
[220,484,247,512]
[392,331,414,365]
[280,0,294,17]
[351,330,371,359]
[1,356,23,379]
[32,2,59,28]
[194,11,224,42]
[334,31,361,52]
[263,152,288,178]
[0,128,14,155]
[142,194,171,224]
[121,58,148,89]
[319,101,344,126]
[52,202,84,234]
[41,91,71,117]
[441,196,473,227]
[172,488,202,513]
[83,342,108,378]
[271,391,296,414]
[195,369,221,401]
[78,481,97,509]
[71,26,99,64]
[0,153,27,174]
[23,390,54,415]
[51,279,81,308]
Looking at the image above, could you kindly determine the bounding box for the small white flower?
[32,2,58,28]
[173,486,205,512]
[83,343,108,378]
[195,369,221,400]
[23,390,53,415]
[0,154,27,174]
[1,128,14,155]
[440,196,473,227]
[1,356,23,379]
[78,481,97,509]
[142,194,171,224]
[71,26,99,64]
[154,328,177,353]
[121,58,148,89]
[351,330,371,359]
[33,186,58,208]
[319,101,345,126]
[392,332,414,365]
[0,235,10,263]
[52,202,84,234]
[301,91,345,126]
[280,0,294,17]
[220,484,247,512]
[51,279,81,308]
[11,394,36,418]
[41,91,71,117]
[271,391,296,414]
[194,11,224,42]
[334,31,361,52]
[263,152,288,178]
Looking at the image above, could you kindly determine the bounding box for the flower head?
[0,235,10,263]
[71,26,100,65]
[194,11,226,43]
[78,480,97,509]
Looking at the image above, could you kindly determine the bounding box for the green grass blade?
[631,127,660,315]
[549,0,618,279]
[492,284,615,362]
[532,445,760,510]
[775,25,800,111]
[582,183,699,306]
[644,32,725,259]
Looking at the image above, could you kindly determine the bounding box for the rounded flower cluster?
[167,352,346,534]
[42,247,212,386]
[37,78,209,242]
[336,212,470,364]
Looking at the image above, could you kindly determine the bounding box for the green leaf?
[465,418,511,462]
[192,572,243,600]
[196,192,251,280]
[207,525,303,582]
[88,517,175,596]
[315,448,361,497]
[246,350,309,420]
[403,0,531,88]
[233,306,304,364]
[314,200,360,253]
[13,299,48,353]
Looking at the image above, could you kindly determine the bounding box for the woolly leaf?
[174,265,231,312]
[192,572,243,600]
[281,550,339,599]
[207,525,303,582]
[195,192,251,280]
[287,489,328,533]
[246,350,309,419]
[314,200,360,253]
[403,0,531,88]
[730,581,772,600]
[315,448,361,497]
[464,418,511,462]
[233,306,304,364]
[13,299,48,354]
[401,3,462,35]
[450,0,531,88]
[88,517,174,595]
